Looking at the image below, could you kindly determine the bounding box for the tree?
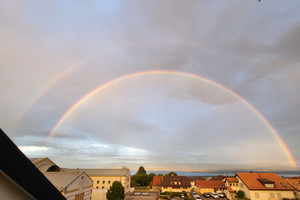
[157,173,163,176]
[165,172,177,176]
[106,181,125,200]
[137,166,147,174]
[148,173,156,184]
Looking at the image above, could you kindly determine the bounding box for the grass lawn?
[134,186,149,190]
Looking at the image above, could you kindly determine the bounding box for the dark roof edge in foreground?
[0,128,66,200]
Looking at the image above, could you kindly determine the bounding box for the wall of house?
[225,181,239,192]
[90,175,130,194]
[197,188,214,194]
[152,186,162,191]
[224,190,235,200]
[161,187,190,193]
[294,191,300,199]
[0,172,35,200]
[235,176,251,198]
[64,173,93,200]
[248,190,294,200]
[91,188,107,200]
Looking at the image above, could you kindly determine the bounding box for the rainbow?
[14,40,203,124]
[48,70,297,168]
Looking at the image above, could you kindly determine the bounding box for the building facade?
[64,167,131,200]
[44,171,93,200]
[152,176,191,193]
[195,180,225,194]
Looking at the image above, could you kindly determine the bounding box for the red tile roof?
[226,177,238,183]
[196,180,225,189]
[286,177,300,179]
[227,186,234,193]
[285,178,300,191]
[236,173,294,191]
[152,176,163,186]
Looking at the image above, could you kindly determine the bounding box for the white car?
[193,194,202,200]
[210,192,219,199]
[216,191,225,198]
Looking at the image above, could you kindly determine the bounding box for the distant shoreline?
[130,170,300,177]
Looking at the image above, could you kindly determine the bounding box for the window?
[280,183,287,187]
[97,181,99,184]
[270,193,274,198]
[108,181,111,184]
[255,193,259,198]
[277,193,282,199]
[102,186,104,189]
[240,183,244,188]
[96,186,99,189]
[103,180,105,184]
[75,193,84,200]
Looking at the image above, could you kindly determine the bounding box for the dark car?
[203,193,211,198]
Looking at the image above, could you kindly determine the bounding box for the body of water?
[130,170,300,178]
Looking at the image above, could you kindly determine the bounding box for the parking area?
[191,193,228,200]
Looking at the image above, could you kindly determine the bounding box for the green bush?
[237,190,245,198]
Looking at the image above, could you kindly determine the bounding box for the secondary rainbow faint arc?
[48,70,297,168]
[14,40,203,124]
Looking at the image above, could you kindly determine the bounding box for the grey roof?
[44,172,83,191]
[29,158,45,163]
[63,168,130,176]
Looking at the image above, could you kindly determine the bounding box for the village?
[1,129,300,200]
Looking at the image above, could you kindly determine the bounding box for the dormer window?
[257,178,275,188]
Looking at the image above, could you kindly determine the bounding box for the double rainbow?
[48,70,297,168]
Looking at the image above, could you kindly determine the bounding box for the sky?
[1,0,300,171]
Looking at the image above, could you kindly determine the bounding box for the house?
[152,176,163,191]
[285,177,300,199]
[0,128,66,200]
[236,172,295,200]
[195,180,225,194]
[224,177,239,192]
[30,158,93,200]
[44,171,93,200]
[64,167,131,200]
[159,176,191,193]
[209,175,226,181]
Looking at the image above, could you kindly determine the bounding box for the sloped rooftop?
[63,168,130,176]
[236,173,294,191]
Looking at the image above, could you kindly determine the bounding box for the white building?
[64,167,131,200]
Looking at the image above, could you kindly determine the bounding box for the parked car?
[193,194,202,200]
[216,191,225,198]
[181,194,185,198]
[192,192,196,195]
[210,192,219,199]
[203,193,211,198]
